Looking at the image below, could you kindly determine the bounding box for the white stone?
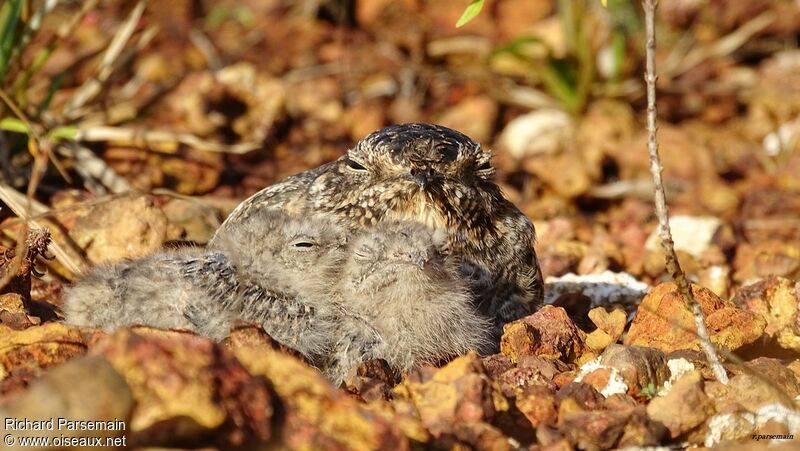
[704,404,800,447]
[544,270,650,307]
[657,358,696,396]
[763,120,800,157]
[499,109,572,159]
[645,216,722,258]
[574,357,629,397]
[705,412,757,447]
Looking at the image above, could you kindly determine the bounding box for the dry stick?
[642,0,729,384]
[62,0,147,119]
[0,183,86,278]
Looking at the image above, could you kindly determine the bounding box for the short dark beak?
[411,167,436,188]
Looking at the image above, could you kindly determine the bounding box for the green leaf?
[0,117,29,134]
[538,59,580,113]
[36,72,65,117]
[491,36,549,61]
[0,0,23,78]
[456,0,484,28]
[48,125,78,142]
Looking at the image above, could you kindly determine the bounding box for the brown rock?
[395,352,504,437]
[356,0,394,27]
[515,385,558,428]
[552,371,577,390]
[0,322,103,399]
[345,358,398,402]
[585,308,627,352]
[716,440,800,451]
[610,124,717,184]
[732,276,800,352]
[0,293,26,312]
[625,282,766,353]
[0,293,39,331]
[361,398,431,445]
[501,306,586,364]
[157,150,224,195]
[707,370,797,413]
[498,356,570,397]
[557,383,604,411]
[498,366,558,395]
[585,329,615,354]
[558,396,664,450]
[482,353,515,379]
[535,424,570,449]
[576,100,637,181]
[589,308,627,342]
[0,356,133,450]
[615,408,668,449]
[227,325,409,450]
[788,359,800,381]
[646,370,715,438]
[91,327,272,448]
[734,241,800,282]
[445,422,512,451]
[598,345,670,396]
[742,358,800,397]
[579,368,615,397]
[69,194,174,265]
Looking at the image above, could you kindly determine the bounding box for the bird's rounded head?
[309,124,503,236]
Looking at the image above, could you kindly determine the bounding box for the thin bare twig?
[662,10,774,79]
[0,183,87,278]
[75,125,261,154]
[57,142,133,194]
[0,219,28,295]
[642,0,728,384]
[62,1,147,119]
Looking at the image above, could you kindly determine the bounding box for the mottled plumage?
[211,123,544,335]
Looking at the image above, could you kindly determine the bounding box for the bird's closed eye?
[291,240,316,249]
[476,161,492,171]
[345,157,368,172]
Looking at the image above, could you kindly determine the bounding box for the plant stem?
[642,0,728,384]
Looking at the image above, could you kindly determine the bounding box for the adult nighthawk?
[210,123,543,335]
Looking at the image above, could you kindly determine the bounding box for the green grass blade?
[35,71,64,117]
[456,0,484,28]
[491,36,549,61]
[0,0,23,78]
[48,125,78,142]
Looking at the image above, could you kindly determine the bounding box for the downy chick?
[208,210,381,364]
[62,248,238,340]
[333,221,492,374]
